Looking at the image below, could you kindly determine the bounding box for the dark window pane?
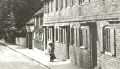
[56,28,58,41]
[79,29,83,46]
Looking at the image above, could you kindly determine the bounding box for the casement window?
[38,32,42,41]
[56,28,58,41]
[49,1,51,12]
[51,1,53,12]
[47,28,50,40]
[59,28,61,42]
[70,0,73,6]
[67,0,71,7]
[79,0,90,5]
[66,0,73,7]
[48,1,54,12]
[38,17,41,27]
[79,26,89,48]
[63,28,66,43]
[58,0,63,10]
[47,29,49,40]
[60,29,63,43]
[44,2,49,13]
[47,2,49,13]
[60,27,67,43]
[65,0,67,8]
[79,0,84,4]
[103,27,115,56]
[70,28,75,45]
[40,33,43,41]
[50,28,52,40]
[104,28,111,52]
[39,17,43,26]
[56,0,58,11]
[72,0,78,5]
[36,17,39,28]
[79,29,83,46]
[48,28,53,41]
[61,0,63,9]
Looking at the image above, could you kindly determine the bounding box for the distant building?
[26,8,44,50]
[33,8,44,50]
[43,0,120,69]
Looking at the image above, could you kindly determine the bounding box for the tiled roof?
[34,8,44,16]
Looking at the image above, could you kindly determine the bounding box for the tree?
[0,0,43,29]
[0,0,44,43]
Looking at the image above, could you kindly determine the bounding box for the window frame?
[56,28,58,41]
[103,26,116,56]
[70,27,75,45]
[79,26,89,49]
[79,0,90,5]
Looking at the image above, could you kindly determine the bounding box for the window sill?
[55,41,59,43]
[80,2,89,6]
[105,52,113,56]
[80,46,87,49]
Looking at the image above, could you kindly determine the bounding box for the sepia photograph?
[0,0,120,69]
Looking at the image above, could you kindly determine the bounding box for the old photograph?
[0,0,120,69]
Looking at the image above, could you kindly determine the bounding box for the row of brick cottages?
[26,9,120,69]
[24,0,120,69]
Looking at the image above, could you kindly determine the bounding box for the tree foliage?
[0,0,44,29]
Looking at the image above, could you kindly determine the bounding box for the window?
[65,0,67,8]
[80,26,89,48]
[61,29,63,43]
[47,2,49,13]
[49,1,51,12]
[79,0,84,5]
[49,28,52,40]
[66,0,73,7]
[56,0,58,11]
[70,28,74,45]
[58,0,63,10]
[67,0,71,7]
[70,0,73,6]
[44,2,49,13]
[79,0,90,5]
[79,29,83,46]
[103,28,111,53]
[39,32,42,41]
[61,0,63,9]
[104,28,111,52]
[72,0,76,5]
[47,28,51,40]
[51,1,53,12]
[47,29,49,40]
[63,28,66,43]
[56,28,58,41]
[103,27,115,56]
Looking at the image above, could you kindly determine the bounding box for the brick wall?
[115,27,120,58]
[97,24,120,69]
[43,0,120,69]
[44,0,120,23]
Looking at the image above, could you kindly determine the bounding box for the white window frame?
[79,26,89,49]
[103,26,115,56]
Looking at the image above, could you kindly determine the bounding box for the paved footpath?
[0,43,47,69]
[6,45,81,69]
[0,40,81,69]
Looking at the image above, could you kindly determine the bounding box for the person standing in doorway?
[48,41,56,62]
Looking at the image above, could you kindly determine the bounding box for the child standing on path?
[48,42,56,62]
